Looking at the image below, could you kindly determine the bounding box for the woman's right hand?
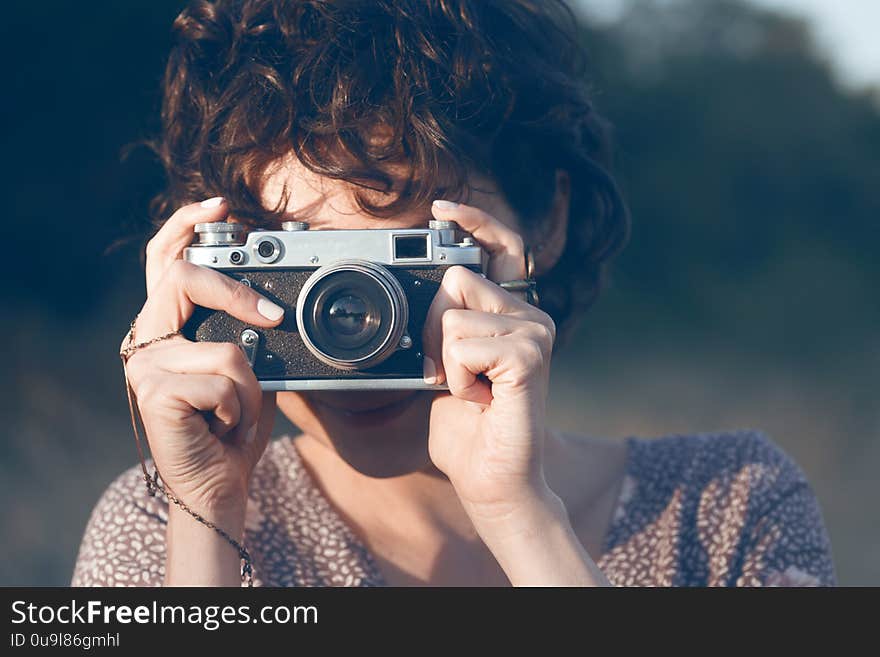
[121,198,285,516]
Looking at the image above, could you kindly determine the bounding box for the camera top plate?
[184,222,485,271]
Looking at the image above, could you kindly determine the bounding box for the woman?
[72,0,835,586]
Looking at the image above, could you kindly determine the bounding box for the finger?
[136,259,285,342]
[439,308,554,361]
[135,371,242,441]
[442,335,547,406]
[422,265,549,385]
[133,339,263,443]
[245,391,277,456]
[431,200,526,283]
[145,197,229,295]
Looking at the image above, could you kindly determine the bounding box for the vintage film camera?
[182,220,488,390]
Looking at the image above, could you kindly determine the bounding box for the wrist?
[170,476,250,521]
[465,483,567,547]
[165,497,249,587]
[466,485,610,587]
[167,497,247,533]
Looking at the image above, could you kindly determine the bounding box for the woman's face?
[259,154,529,478]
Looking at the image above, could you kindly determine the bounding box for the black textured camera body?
[182,264,481,383]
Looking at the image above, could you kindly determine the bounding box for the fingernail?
[200,196,224,208]
[423,356,437,384]
[257,298,284,321]
[432,200,459,210]
[245,424,257,445]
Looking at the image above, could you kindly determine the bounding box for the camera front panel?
[181,264,482,387]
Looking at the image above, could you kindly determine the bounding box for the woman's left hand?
[422,200,559,533]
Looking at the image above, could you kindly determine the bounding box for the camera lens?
[326,294,373,337]
[296,260,408,370]
[257,240,275,259]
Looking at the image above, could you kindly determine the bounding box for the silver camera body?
[182,220,487,390]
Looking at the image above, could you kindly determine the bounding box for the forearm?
[164,503,247,587]
[472,488,612,587]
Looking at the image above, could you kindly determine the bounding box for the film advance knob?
[282,221,310,231]
[428,219,457,230]
[194,221,246,246]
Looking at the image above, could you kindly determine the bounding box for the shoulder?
[83,462,171,530]
[625,428,809,504]
[71,463,170,586]
[610,429,834,585]
[75,436,300,543]
[71,437,306,587]
[82,437,299,527]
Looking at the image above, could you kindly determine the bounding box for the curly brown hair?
[149,0,630,344]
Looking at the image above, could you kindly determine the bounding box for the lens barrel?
[295,260,409,370]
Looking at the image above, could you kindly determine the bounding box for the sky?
[577,0,880,90]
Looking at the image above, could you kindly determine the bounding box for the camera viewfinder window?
[394,234,429,260]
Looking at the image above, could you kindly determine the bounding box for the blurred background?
[1,0,877,585]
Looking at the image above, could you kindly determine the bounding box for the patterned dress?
[71,429,836,586]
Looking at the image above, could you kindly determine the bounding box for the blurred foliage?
[575,0,880,364]
[1,0,877,585]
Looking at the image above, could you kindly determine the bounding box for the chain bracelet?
[120,314,254,586]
